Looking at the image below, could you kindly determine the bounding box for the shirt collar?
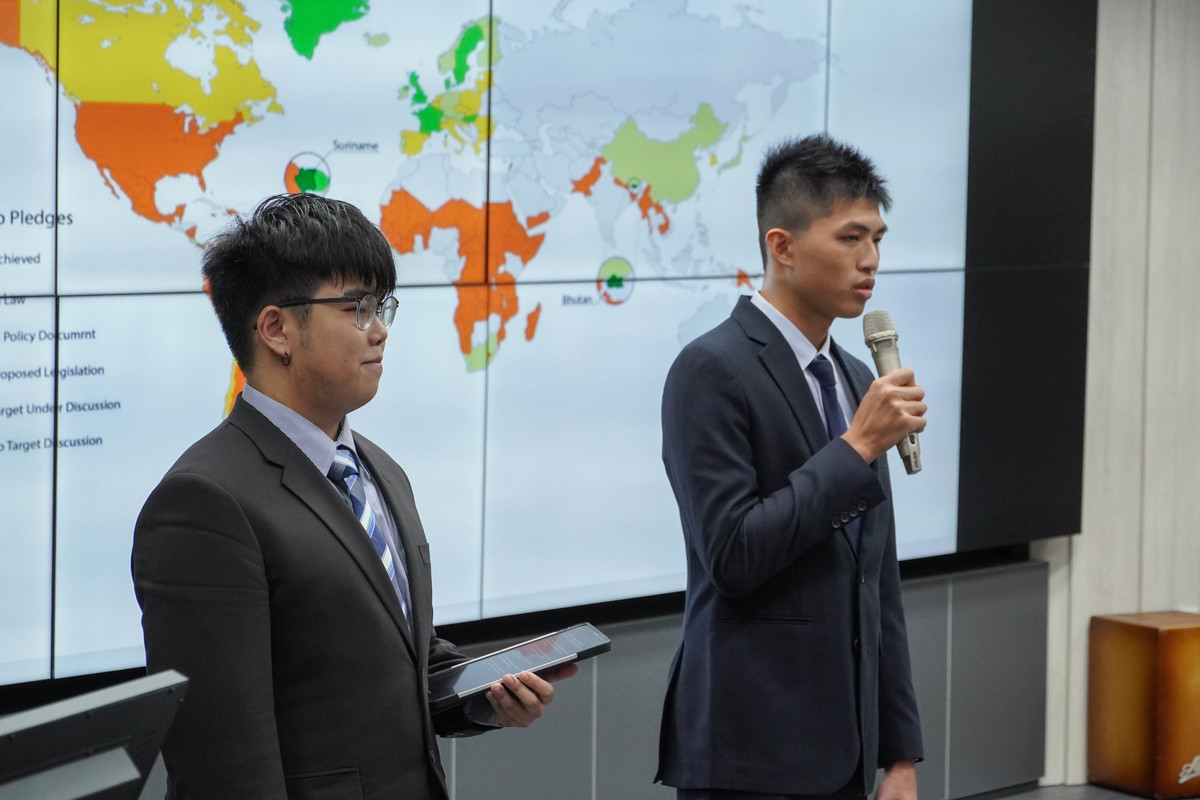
[750,291,834,368]
[241,383,357,477]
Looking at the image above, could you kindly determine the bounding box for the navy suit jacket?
[656,296,922,795]
[132,396,483,800]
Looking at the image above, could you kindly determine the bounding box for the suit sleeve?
[876,517,924,765]
[424,633,502,737]
[132,471,288,799]
[662,343,887,598]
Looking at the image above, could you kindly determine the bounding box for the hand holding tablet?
[428,623,611,713]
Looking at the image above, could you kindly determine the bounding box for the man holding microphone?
[656,134,926,800]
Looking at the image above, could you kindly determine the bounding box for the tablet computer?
[427,622,611,712]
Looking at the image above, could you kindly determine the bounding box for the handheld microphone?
[862,309,922,474]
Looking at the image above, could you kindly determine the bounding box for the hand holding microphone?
[844,309,925,474]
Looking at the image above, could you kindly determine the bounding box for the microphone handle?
[867,338,922,474]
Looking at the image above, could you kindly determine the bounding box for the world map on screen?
[0,0,971,684]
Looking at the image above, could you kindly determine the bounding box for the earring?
[281,352,291,367]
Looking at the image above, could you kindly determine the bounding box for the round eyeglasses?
[276,294,399,330]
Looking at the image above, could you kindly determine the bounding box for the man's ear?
[254,305,291,360]
[764,227,795,269]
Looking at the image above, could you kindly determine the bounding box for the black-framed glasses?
[276,294,399,330]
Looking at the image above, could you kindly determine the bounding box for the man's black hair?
[202,193,397,371]
[755,133,891,264]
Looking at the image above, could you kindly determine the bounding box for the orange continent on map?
[74,102,241,224]
[379,190,545,371]
[14,0,284,236]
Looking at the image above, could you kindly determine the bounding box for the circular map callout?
[284,152,332,194]
[596,257,634,305]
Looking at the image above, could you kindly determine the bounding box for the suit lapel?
[830,340,879,559]
[729,304,877,561]
[731,297,824,457]
[355,437,428,668]
[282,446,418,659]
[830,339,869,408]
[227,398,417,658]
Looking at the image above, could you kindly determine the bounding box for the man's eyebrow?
[840,221,888,235]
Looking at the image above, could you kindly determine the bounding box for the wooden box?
[1088,611,1200,799]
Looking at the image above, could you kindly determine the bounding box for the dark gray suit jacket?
[656,296,922,795]
[132,396,482,800]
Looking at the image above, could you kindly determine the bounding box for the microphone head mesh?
[862,309,896,340]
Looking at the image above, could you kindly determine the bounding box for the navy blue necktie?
[808,355,860,547]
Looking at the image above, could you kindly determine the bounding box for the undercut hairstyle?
[755,133,891,264]
[202,193,397,372]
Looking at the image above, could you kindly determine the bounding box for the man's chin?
[351,383,382,412]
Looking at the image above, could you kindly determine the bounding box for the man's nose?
[370,315,389,343]
[860,242,880,271]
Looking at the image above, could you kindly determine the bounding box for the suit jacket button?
[858,500,868,511]
[841,511,850,522]
[832,518,842,528]
[849,507,860,518]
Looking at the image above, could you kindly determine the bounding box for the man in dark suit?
[656,134,926,800]
[133,193,574,799]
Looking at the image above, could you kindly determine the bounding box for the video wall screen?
[0,0,972,685]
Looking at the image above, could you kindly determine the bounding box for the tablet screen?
[428,623,611,711]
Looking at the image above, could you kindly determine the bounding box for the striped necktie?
[329,446,412,627]
[808,354,861,548]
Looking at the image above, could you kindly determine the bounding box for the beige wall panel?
[1141,0,1200,616]
[1063,0,1155,784]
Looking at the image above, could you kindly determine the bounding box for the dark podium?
[0,669,186,800]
